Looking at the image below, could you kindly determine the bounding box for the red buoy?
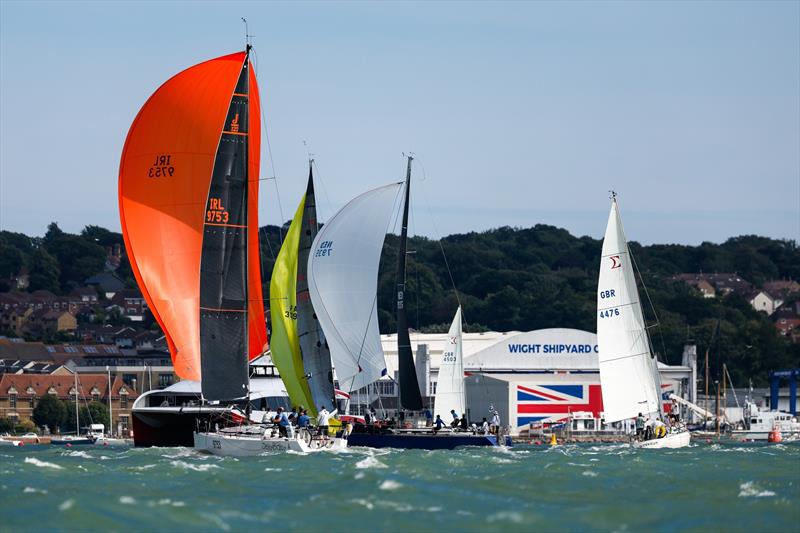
[768,425,782,443]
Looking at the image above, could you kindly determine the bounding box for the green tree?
[27,246,61,293]
[32,394,67,433]
[0,417,15,433]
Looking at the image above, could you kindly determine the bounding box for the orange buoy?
[768,425,782,443]
[534,440,541,446]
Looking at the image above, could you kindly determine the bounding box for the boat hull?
[132,408,225,447]
[51,438,95,446]
[633,431,691,449]
[193,430,347,456]
[347,431,511,450]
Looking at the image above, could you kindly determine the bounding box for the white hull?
[193,429,347,456]
[633,430,691,449]
[0,439,23,447]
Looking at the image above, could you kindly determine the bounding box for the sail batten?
[596,198,661,423]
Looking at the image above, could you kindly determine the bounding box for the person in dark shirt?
[273,407,290,437]
[433,415,446,434]
[297,410,310,428]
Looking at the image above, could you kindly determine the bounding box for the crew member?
[635,413,645,439]
[316,405,330,439]
[433,415,446,434]
[450,409,460,427]
[274,407,290,438]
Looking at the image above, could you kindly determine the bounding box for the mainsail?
[269,166,332,415]
[596,195,661,422]
[433,307,465,419]
[119,49,267,394]
[396,156,424,410]
[307,183,401,393]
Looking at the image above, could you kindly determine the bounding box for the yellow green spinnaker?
[269,192,316,413]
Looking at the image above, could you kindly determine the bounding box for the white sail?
[596,197,661,423]
[307,182,403,393]
[433,307,465,420]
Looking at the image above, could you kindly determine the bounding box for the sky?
[1,0,798,245]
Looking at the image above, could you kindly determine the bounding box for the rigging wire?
[250,47,286,244]
[412,157,464,319]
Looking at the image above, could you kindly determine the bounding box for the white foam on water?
[350,498,374,510]
[738,482,776,498]
[172,501,186,507]
[24,457,62,470]
[487,511,524,524]
[491,457,514,464]
[264,467,283,472]
[131,464,157,471]
[65,450,92,459]
[58,499,75,511]
[428,507,443,513]
[354,472,365,480]
[355,455,387,469]
[582,470,598,477]
[200,512,231,532]
[170,460,220,472]
[119,496,136,505]
[23,487,48,494]
[379,479,402,491]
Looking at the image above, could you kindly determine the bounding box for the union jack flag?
[516,384,604,428]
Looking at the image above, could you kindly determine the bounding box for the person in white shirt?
[490,411,500,435]
[316,406,330,439]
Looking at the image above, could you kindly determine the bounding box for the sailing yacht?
[309,157,509,449]
[596,193,690,449]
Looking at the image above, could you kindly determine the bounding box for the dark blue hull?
[347,432,512,450]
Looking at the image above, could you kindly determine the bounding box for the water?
[1,442,798,531]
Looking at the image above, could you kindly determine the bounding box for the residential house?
[748,290,782,316]
[21,309,77,337]
[0,373,138,436]
[84,273,125,299]
[673,273,752,297]
[106,290,148,322]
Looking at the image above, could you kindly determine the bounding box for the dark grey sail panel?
[296,168,335,410]
[199,57,251,402]
[397,157,423,411]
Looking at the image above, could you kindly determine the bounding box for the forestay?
[596,198,661,423]
[433,307,465,420]
[307,183,402,393]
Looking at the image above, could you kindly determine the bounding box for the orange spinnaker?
[119,52,268,381]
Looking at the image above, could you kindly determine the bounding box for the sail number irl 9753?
[148,154,174,178]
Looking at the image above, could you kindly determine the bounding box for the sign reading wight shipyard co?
[464,328,599,372]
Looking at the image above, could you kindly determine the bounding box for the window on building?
[158,374,173,388]
[119,415,129,433]
[429,381,437,395]
[377,381,396,397]
[92,392,100,402]
[9,393,17,409]
[120,393,128,409]
[65,346,78,353]
[84,346,97,354]
[29,395,35,408]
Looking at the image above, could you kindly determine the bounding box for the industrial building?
[373,328,696,436]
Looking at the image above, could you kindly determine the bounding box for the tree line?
[3,223,798,385]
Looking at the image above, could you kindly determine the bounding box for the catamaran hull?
[633,431,691,449]
[193,431,347,456]
[347,432,512,450]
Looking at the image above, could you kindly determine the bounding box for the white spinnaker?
[596,198,661,423]
[433,307,465,420]
[307,182,402,393]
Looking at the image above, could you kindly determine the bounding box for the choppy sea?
[1,441,798,531]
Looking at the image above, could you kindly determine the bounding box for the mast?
[74,371,79,436]
[396,155,423,411]
[107,366,113,436]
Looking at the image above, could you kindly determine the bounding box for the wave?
[738,481,776,498]
[170,460,220,472]
[24,457,62,470]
